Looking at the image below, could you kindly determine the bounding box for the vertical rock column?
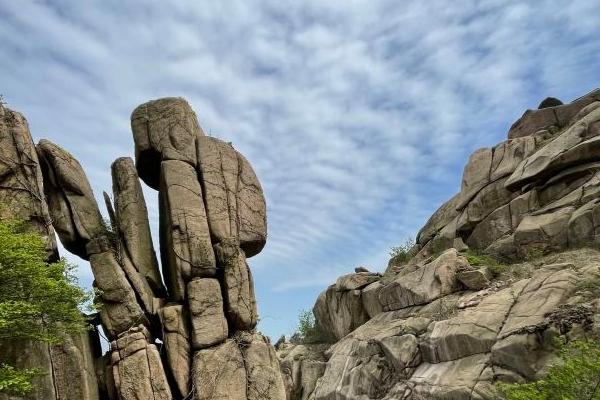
[37,140,173,399]
[131,97,284,400]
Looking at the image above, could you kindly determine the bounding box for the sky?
[1,0,599,341]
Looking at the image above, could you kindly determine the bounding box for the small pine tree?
[0,217,90,395]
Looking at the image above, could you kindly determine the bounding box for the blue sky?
[1,0,599,340]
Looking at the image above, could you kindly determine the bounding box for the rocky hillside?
[278,88,600,400]
[0,98,284,400]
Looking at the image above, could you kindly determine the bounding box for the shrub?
[389,237,417,265]
[497,339,600,400]
[0,217,90,394]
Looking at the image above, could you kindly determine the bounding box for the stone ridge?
[0,98,283,400]
[278,88,600,400]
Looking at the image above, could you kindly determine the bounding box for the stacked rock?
[31,97,284,400]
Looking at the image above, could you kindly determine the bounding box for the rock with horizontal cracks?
[197,136,267,257]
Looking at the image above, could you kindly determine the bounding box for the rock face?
[278,88,600,400]
[0,100,282,400]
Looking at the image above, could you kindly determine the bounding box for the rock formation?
[278,88,600,400]
[0,98,283,400]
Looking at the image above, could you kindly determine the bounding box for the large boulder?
[197,136,267,257]
[507,88,600,139]
[37,139,104,259]
[277,344,328,400]
[187,278,228,350]
[109,326,172,400]
[214,238,258,331]
[192,339,247,400]
[131,97,203,189]
[313,284,370,341]
[158,304,192,398]
[86,237,147,338]
[379,249,466,311]
[159,160,216,300]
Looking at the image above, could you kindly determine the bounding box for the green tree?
[498,339,600,400]
[0,217,90,395]
[295,309,328,344]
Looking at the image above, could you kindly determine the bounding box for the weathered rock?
[313,284,370,341]
[492,331,558,380]
[237,331,287,400]
[86,237,147,338]
[457,266,492,290]
[37,139,104,259]
[513,206,575,257]
[507,88,600,139]
[490,136,537,182]
[131,97,203,189]
[159,160,216,300]
[111,157,165,296]
[214,238,258,331]
[506,102,600,190]
[278,344,328,400]
[499,265,578,338]
[568,197,600,247]
[192,339,247,400]
[187,278,228,349]
[158,304,191,398]
[335,272,380,291]
[416,193,461,247]
[407,354,491,400]
[420,282,527,363]
[49,328,102,400]
[110,326,172,400]
[538,97,563,109]
[0,106,56,257]
[362,280,384,318]
[457,147,493,209]
[379,249,466,311]
[197,136,267,257]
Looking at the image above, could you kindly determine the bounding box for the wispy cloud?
[1,0,599,337]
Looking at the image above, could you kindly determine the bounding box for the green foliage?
[0,364,38,396]
[463,250,513,278]
[389,237,417,265]
[497,339,600,400]
[295,310,327,344]
[0,217,90,394]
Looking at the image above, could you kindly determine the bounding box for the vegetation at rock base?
[389,237,417,265]
[0,217,90,395]
[497,339,600,400]
[294,309,328,344]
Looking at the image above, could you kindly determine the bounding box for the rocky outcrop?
[0,105,101,400]
[0,99,282,400]
[279,88,600,400]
